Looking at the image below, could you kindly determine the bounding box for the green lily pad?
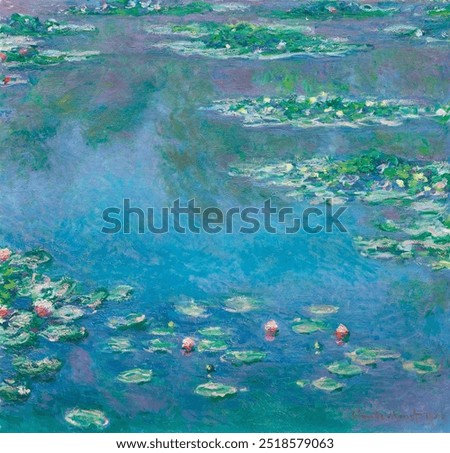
[214,95,448,128]
[117,368,153,384]
[221,350,266,365]
[79,288,109,309]
[0,382,31,401]
[107,285,133,302]
[223,296,261,313]
[402,358,440,375]
[68,1,213,17]
[103,337,135,353]
[12,249,52,268]
[195,382,238,398]
[64,409,109,430]
[175,300,209,318]
[198,338,228,352]
[326,361,363,377]
[150,326,175,336]
[40,325,88,342]
[270,1,397,20]
[52,305,84,323]
[198,326,228,337]
[292,318,326,334]
[308,305,339,315]
[312,377,344,392]
[0,330,37,349]
[8,311,37,329]
[143,338,175,353]
[153,22,369,59]
[107,313,146,330]
[296,379,310,388]
[13,356,62,377]
[346,348,401,366]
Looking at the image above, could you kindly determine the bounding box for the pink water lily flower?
[0,248,12,262]
[182,337,195,353]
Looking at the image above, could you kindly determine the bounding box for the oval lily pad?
[40,325,88,342]
[296,379,310,388]
[150,327,175,336]
[198,338,228,352]
[308,305,339,315]
[107,285,133,302]
[195,382,237,398]
[223,296,261,313]
[103,337,135,353]
[292,318,326,334]
[64,409,109,430]
[221,350,266,365]
[402,358,440,375]
[117,368,153,384]
[13,249,52,268]
[107,313,146,330]
[0,383,31,401]
[143,338,175,353]
[8,311,37,329]
[13,356,62,377]
[326,361,362,377]
[312,377,344,393]
[81,288,109,309]
[346,348,401,366]
[52,305,84,323]
[198,326,228,337]
[175,299,209,318]
[0,330,37,349]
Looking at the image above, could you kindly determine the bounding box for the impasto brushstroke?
[0,0,448,433]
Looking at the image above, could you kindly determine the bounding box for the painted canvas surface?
[0,0,448,433]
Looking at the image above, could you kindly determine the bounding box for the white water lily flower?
[263,97,271,103]
[365,100,375,107]
[396,179,405,188]
[276,40,286,50]
[436,108,447,116]
[309,96,317,104]
[18,386,31,396]
[336,110,344,118]
[225,43,231,49]
[413,172,427,181]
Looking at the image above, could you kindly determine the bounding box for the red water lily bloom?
[182,337,195,353]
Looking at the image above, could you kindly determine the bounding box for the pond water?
[0,0,448,432]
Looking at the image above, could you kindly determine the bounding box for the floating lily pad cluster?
[270,1,398,20]
[0,13,98,76]
[67,1,213,17]
[0,13,96,36]
[0,246,133,403]
[149,22,369,58]
[292,315,440,393]
[229,150,449,269]
[427,4,450,18]
[211,93,449,128]
[383,18,450,43]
